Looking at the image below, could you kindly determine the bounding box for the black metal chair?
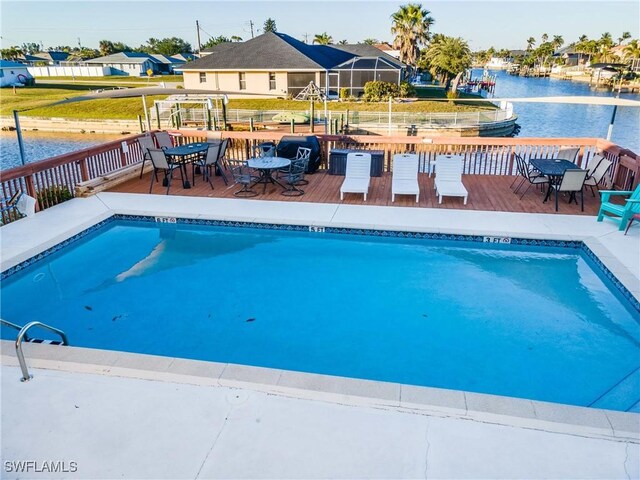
[281,162,305,196]
[512,154,549,199]
[229,160,258,197]
[147,148,184,195]
[192,143,222,189]
[0,190,24,224]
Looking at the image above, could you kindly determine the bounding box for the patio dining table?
[247,156,291,193]
[163,142,209,188]
[529,158,580,202]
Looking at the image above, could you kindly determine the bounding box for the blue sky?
[1,0,638,51]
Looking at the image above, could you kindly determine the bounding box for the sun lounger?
[340,153,371,201]
[435,155,468,205]
[391,153,420,202]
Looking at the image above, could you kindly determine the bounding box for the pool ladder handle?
[0,319,69,382]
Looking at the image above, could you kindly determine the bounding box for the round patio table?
[247,156,291,193]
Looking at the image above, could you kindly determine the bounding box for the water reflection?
[0,130,120,170]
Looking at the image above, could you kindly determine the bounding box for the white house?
[0,60,34,87]
[85,52,162,76]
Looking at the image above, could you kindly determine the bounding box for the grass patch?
[24,95,169,120]
[226,98,495,113]
[32,75,184,83]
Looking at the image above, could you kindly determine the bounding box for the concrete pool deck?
[1,364,638,479]
[1,193,639,478]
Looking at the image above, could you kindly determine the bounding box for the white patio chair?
[340,152,371,201]
[137,135,156,179]
[550,169,588,211]
[154,131,175,150]
[391,153,420,203]
[584,155,613,196]
[434,156,468,205]
[556,147,580,162]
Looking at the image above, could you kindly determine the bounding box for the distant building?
[0,60,34,87]
[18,51,69,66]
[181,32,405,98]
[85,52,162,76]
[372,42,401,60]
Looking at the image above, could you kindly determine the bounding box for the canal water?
[0,72,638,171]
[482,69,639,152]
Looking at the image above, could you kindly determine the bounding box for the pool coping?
[1,193,639,442]
[1,340,638,443]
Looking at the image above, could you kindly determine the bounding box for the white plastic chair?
[391,153,420,203]
[434,156,468,205]
[340,153,371,201]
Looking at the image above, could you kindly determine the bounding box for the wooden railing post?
[78,158,90,181]
[120,143,128,168]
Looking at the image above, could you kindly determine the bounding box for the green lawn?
[32,75,184,83]
[2,82,493,121]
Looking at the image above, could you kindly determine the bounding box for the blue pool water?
[2,220,639,411]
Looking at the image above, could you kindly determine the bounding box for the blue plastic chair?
[596,184,640,231]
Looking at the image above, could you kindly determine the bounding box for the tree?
[552,35,564,50]
[99,40,114,56]
[66,47,99,61]
[421,35,471,89]
[0,46,23,60]
[618,32,631,45]
[599,32,613,48]
[361,38,378,45]
[263,18,277,33]
[497,48,511,59]
[526,37,536,51]
[230,36,243,42]
[201,36,231,49]
[21,42,41,54]
[140,37,192,56]
[337,39,348,45]
[313,32,333,45]
[391,3,434,67]
[623,39,640,60]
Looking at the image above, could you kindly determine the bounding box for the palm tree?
[98,40,114,56]
[526,37,536,51]
[361,38,378,45]
[337,39,348,45]
[552,35,564,50]
[390,3,435,67]
[600,32,613,48]
[541,33,549,43]
[422,36,471,89]
[230,36,243,42]
[623,39,640,60]
[578,34,588,43]
[313,32,333,45]
[618,32,631,45]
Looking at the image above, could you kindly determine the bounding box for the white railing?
[150,103,515,129]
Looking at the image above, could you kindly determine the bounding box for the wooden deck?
[108,168,603,216]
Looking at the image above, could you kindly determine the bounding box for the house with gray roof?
[181,32,406,98]
[86,52,162,76]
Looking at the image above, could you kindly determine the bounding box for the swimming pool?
[2,217,639,412]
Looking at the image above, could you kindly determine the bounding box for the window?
[199,72,206,83]
[268,72,276,90]
[239,72,247,90]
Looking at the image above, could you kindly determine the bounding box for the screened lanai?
[322,56,403,98]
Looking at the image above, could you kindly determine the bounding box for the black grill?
[275,136,322,173]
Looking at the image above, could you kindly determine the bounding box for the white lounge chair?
[340,152,371,201]
[435,156,468,205]
[391,153,420,202]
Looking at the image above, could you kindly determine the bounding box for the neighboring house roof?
[150,54,184,65]
[0,60,29,69]
[19,54,48,63]
[184,32,403,71]
[36,51,70,62]
[332,44,404,68]
[173,53,197,62]
[86,52,161,64]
